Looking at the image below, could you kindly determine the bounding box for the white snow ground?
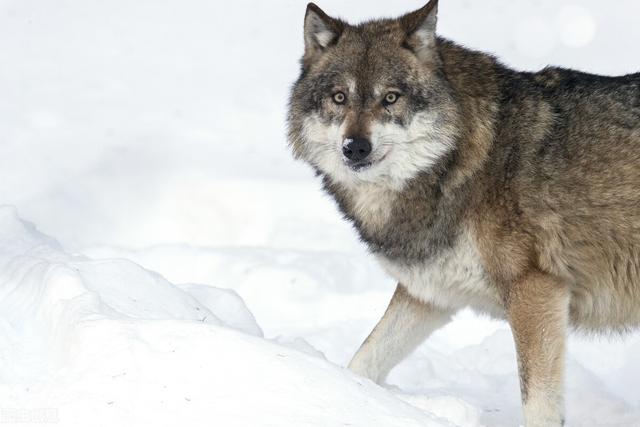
[1,0,640,426]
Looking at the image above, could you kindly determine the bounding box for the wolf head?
[288,1,460,190]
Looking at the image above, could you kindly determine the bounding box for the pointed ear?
[303,3,344,61]
[400,0,439,60]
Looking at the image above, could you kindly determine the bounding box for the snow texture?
[1,0,640,426]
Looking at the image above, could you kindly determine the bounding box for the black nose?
[342,136,372,162]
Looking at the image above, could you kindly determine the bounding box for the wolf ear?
[400,0,439,61]
[304,3,344,60]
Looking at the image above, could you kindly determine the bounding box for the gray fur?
[287,2,640,425]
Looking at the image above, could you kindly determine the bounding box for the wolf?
[287,1,640,425]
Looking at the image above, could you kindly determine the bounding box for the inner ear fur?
[304,3,345,56]
[400,0,439,58]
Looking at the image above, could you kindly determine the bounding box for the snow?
[1,0,640,426]
[0,206,446,426]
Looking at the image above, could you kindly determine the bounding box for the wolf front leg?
[348,283,453,384]
[507,270,569,427]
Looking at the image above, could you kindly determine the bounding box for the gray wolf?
[286,1,640,425]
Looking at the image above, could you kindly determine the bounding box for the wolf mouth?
[346,152,389,172]
[348,161,373,172]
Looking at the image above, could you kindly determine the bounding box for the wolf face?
[288,1,459,190]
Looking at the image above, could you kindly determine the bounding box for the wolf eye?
[383,92,399,106]
[332,92,346,105]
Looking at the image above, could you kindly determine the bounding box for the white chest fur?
[376,232,503,317]
[346,183,396,230]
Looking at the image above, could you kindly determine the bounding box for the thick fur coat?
[287,2,640,425]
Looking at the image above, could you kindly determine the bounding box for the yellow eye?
[384,92,398,105]
[332,92,346,105]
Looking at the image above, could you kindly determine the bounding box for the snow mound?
[0,206,448,426]
[85,237,640,426]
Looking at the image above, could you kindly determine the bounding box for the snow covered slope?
[0,206,449,427]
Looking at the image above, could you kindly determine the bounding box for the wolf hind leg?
[347,283,453,384]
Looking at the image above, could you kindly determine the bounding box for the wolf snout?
[342,136,372,163]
